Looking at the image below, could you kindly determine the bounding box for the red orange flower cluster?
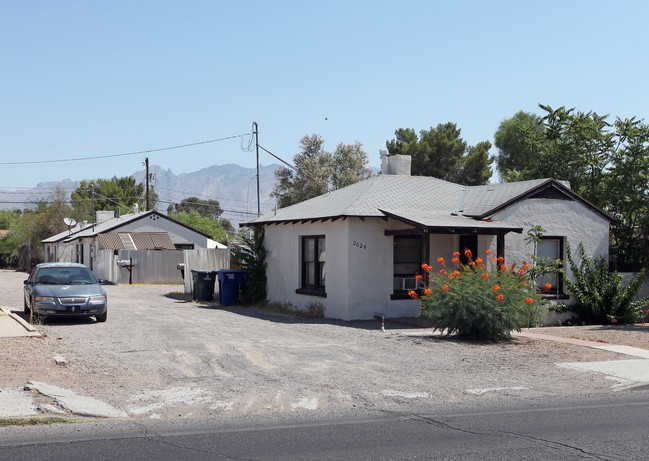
[411,250,536,311]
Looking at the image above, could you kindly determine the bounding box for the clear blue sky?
[2,0,648,189]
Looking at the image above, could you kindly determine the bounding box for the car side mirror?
[23,280,29,285]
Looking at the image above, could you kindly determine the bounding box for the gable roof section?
[461,178,616,223]
[62,210,212,242]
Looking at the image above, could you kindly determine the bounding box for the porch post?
[421,229,430,269]
[497,233,505,263]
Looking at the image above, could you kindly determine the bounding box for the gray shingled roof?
[246,175,532,231]
[459,178,551,217]
[246,175,612,230]
[248,175,464,224]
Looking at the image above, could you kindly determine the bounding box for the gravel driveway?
[0,269,646,421]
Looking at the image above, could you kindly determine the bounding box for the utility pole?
[145,157,150,211]
[91,183,95,231]
[254,122,260,217]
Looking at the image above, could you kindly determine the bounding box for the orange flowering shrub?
[416,250,541,340]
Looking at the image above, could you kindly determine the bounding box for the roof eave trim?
[476,179,617,224]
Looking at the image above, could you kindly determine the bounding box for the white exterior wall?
[346,218,415,320]
[264,218,501,321]
[495,198,609,299]
[265,220,350,319]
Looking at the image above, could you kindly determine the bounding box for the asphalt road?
[1,397,648,460]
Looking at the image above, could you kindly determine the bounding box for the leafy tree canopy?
[272,134,371,208]
[498,104,649,268]
[71,176,157,221]
[167,196,223,220]
[0,187,72,268]
[168,210,227,243]
[494,111,545,177]
[386,123,493,185]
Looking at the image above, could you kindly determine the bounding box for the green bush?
[561,242,649,324]
[416,250,542,340]
[237,228,267,305]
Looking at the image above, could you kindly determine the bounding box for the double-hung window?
[297,235,326,297]
[392,236,421,298]
[537,237,564,296]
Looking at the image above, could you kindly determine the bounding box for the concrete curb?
[0,307,41,337]
[513,331,649,359]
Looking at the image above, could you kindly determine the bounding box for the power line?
[0,134,251,165]
[155,186,275,209]
[257,144,331,194]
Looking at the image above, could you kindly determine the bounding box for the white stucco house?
[245,154,614,321]
[42,209,225,269]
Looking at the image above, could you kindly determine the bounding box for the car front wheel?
[24,297,31,316]
[96,309,107,323]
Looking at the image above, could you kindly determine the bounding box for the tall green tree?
[504,105,613,206]
[0,187,73,267]
[167,196,235,235]
[167,197,223,220]
[71,176,158,220]
[332,141,372,190]
[386,123,493,185]
[272,135,370,208]
[498,104,649,268]
[494,111,545,178]
[605,117,649,268]
[168,210,227,243]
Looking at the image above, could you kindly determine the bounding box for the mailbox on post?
[116,258,135,284]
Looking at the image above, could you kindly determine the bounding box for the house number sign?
[352,240,367,250]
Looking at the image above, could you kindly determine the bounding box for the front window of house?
[296,235,326,296]
[537,237,564,295]
[393,236,421,292]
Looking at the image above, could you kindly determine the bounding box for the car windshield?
[35,267,97,285]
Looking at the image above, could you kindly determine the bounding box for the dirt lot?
[1,269,647,421]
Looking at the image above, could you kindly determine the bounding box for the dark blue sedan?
[23,263,108,322]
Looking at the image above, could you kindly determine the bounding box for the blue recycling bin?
[217,270,246,306]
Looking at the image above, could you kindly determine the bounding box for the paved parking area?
[0,269,646,421]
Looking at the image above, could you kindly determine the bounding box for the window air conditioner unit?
[401,277,419,290]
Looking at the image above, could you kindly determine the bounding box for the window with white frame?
[296,235,326,296]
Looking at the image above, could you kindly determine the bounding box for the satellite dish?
[78,221,86,229]
[63,217,77,227]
